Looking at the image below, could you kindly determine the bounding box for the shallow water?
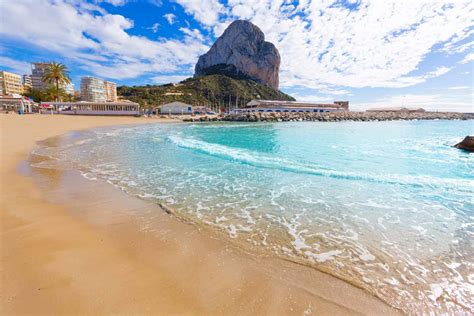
[32,120,474,314]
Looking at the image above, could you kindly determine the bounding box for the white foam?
[168,134,474,190]
[304,250,342,262]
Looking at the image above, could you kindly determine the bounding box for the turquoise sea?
[33,120,473,314]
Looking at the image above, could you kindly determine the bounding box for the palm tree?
[42,62,71,102]
[44,85,63,102]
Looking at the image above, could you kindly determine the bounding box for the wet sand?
[0,114,402,315]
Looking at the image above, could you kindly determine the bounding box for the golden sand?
[0,114,401,315]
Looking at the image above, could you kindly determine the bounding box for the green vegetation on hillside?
[117,75,295,110]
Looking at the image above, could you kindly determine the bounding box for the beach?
[0,114,401,315]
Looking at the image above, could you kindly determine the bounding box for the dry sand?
[0,114,402,315]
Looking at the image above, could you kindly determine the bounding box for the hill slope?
[117,75,294,110]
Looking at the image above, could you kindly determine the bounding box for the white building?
[62,82,75,95]
[105,81,117,102]
[80,76,107,102]
[40,101,140,116]
[80,77,117,102]
[233,99,349,114]
[160,101,193,115]
[0,95,36,112]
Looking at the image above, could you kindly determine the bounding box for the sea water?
[32,120,473,314]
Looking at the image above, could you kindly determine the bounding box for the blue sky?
[0,0,473,111]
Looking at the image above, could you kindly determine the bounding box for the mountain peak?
[195,20,280,90]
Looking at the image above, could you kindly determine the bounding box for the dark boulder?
[454,136,474,152]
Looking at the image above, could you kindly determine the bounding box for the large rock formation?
[195,20,280,90]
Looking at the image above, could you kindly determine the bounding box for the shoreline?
[1,114,401,315]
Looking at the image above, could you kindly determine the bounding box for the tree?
[42,62,71,102]
[43,85,64,101]
[23,87,46,102]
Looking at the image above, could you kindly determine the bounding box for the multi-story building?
[80,76,106,102]
[31,62,52,90]
[23,74,32,87]
[104,81,117,102]
[22,74,32,92]
[62,82,75,95]
[0,71,23,95]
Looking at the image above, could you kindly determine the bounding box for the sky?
[0,0,473,111]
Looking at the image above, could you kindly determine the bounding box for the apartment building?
[62,82,75,95]
[80,76,107,102]
[80,77,117,102]
[105,81,117,102]
[0,71,23,95]
[31,62,51,90]
[23,74,32,87]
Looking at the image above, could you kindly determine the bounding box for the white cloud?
[441,31,474,55]
[147,22,160,33]
[163,13,176,25]
[460,53,474,64]
[425,67,451,78]
[179,27,204,41]
[0,56,31,75]
[95,0,128,6]
[1,0,472,98]
[217,0,474,89]
[173,0,226,26]
[292,93,334,103]
[447,86,470,90]
[0,0,209,80]
[148,0,163,7]
[151,74,189,84]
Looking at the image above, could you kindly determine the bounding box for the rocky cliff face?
[195,20,280,90]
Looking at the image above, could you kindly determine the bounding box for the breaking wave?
[168,134,473,191]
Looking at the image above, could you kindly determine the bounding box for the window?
[188,107,192,111]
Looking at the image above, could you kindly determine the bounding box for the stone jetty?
[182,111,473,123]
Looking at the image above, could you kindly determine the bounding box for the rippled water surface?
[33,121,474,314]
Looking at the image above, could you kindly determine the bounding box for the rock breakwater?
[182,111,473,123]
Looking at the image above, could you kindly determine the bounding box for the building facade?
[62,82,75,95]
[160,101,193,115]
[0,95,36,112]
[80,76,107,102]
[22,74,32,88]
[105,81,117,102]
[234,99,350,114]
[0,71,23,95]
[40,101,139,116]
[31,62,51,90]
